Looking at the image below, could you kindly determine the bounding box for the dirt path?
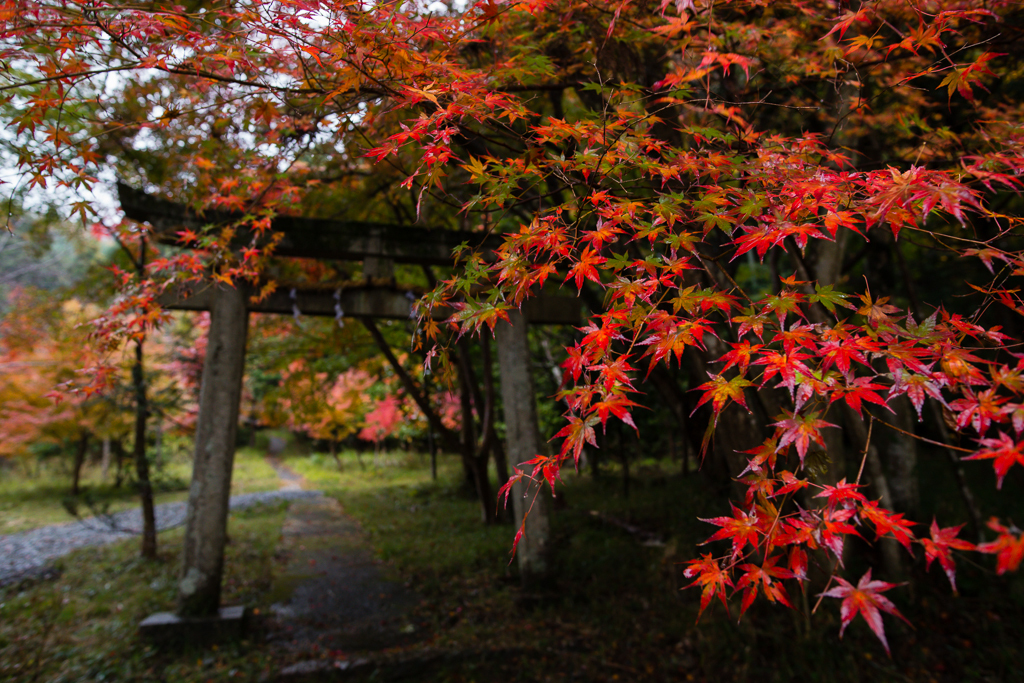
[265,465,422,662]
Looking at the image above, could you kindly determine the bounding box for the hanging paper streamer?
[334,289,345,328]
[406,290,416,319]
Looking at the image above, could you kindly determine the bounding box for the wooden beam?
[118,183,498,265]
[157,282,581,325]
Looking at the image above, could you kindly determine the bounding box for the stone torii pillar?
[495,309,551,587]
[177,283,249,616]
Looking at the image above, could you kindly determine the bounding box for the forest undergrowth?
[1,446,1021,682]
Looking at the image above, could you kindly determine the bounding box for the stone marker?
[139,605,246,646]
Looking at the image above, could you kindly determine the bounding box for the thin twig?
[811,555,841,616]
[855,416,874,485]
[870,414,974,453]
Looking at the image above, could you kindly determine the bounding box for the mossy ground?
[1,444,1022,682]
[0,502,286,682]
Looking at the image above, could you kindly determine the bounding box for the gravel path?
[0,489,322,588]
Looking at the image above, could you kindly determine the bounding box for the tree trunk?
[883,395,920,517]
[113,438,126,488]
[101,436,111,481]
[929,399,984,542]
[495,310,551,587]
[457,343,495,523]
[480,333,510,486]
[70,431,89,496]
[153,418,164,471]
[428,429,437,481]
[134,339,158,559]
[177,283,248,617]
[646,364,700,473]
[667,424,677,464]
[330,438,343,471]
[843,408,905,580]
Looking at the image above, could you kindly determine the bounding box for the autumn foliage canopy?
[3,0,1024,653]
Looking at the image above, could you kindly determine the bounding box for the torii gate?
[118,184,575,625]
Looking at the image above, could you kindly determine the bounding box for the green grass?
[285,450,1024,683]
[228,446,286,494]
[3,442,1023,682]
[294,449,515,585]
[1,446,281,535]
[0,501,287,683]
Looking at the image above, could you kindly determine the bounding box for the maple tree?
[0,282,174,498]
[0,288,103,467]
[3,0,1024,656]
[247,314,462,455]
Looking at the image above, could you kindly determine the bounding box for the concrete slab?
[139,605,246,647]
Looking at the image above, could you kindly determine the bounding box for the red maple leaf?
[978,518,1024,575]
[741,471,776,506]
[820,335,878,376]
[591,355,637,391]
[579,322,621,360]
[699,504,763,558]
[732,309,770,341]
[820,569,911,656]
[776,323,817,354]
[773,469,809,497]
[683,553,734,621]
[582,218,624,250]
[561,343,591,383]
[788,547,809,583]
[754,350,813,398]
[693,372,753,417]
[735,554,795,617]
[938,344,988,386]
[738,436,782,476]
[591,392,640,429]
[885,341,934,376]
[814,478,867,510]
[950,388,1007,436]
[921,519,975,593]
[771,411,837,467]
[829,376,891,416]
[858,500,916,552]
[963,432,1024,489]
[564,247,607,291]
[889,371,946,420]
[552,414,599,460]
[719,340,763,375]
[818,506,861,562]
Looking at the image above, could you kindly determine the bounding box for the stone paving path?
[267,495,422,658]
[266,456,306,492]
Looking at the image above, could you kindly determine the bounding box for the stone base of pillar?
[140,605,247,648]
